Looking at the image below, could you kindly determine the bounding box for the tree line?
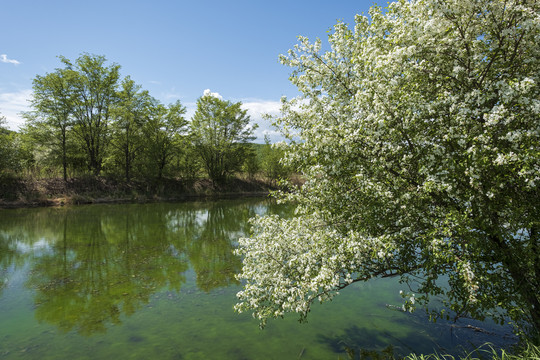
[0,53,291,185]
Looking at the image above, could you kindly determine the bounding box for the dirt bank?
[0,175,283,209]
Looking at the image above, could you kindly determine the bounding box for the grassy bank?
[0,174,286,208]
[405,342,540,360]
[338,342,540,360]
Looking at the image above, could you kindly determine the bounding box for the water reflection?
[0,199,280,336]
[0,230,20,297]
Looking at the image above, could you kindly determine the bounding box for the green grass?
[337,342,540,360]
[404,342,540,360]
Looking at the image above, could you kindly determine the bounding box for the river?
[0,199,515,359]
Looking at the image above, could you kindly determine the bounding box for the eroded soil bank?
[0,175,285,208]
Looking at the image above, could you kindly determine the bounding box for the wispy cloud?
[163,92,182,100]
[158,87,184,102]
[0,89,32,130]
[0,54,21,65]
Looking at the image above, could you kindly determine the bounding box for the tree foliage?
[0,114,28,175]
[25,54,194,181]
[142,100,187,180]
[20,53,292,186]
[0,115,13,173]
[109,76,153,182]
[242,144,260,180]
[191,93,256,183]
[62,54,121,176]
[235,0,540,341]
[259,136,290,183]
[27,67,77,180]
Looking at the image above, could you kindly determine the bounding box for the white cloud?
[203,89,223,100]
[241,99,284,143]
[0,89,32,130]
[0,54,21,65]
[241,99,282,116]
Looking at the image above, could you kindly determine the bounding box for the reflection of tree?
[0,231,20,296]
[0,209,40,297]
[2,199,292,336]
[26,205,189,336]
[188,201,258,292]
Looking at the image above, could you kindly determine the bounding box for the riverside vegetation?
[0,57,294,207]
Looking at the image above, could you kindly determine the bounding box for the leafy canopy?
[235,0,540,341]
[191,93,256,183]
[60,53,121,176]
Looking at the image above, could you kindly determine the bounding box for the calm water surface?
[0,199,514,359]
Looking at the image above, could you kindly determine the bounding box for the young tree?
[110,77,152,182]
[172,137,203,182]
[63,54,121,176]
[143,100,187,180]
[242,144,260,180]
[190,92,256,183]
[236,0,540,342]
[260,136,289,183]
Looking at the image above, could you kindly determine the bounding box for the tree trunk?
[125,146,130,183]
[62,128,67,182]
[492,233,540,342]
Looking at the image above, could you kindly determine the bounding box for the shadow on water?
[317,309,517,359]
[318,323,439,359]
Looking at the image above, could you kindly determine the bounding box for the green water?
[0,199,514,359]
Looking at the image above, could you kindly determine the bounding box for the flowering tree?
[235,0,540,341]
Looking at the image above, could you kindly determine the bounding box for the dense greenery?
[0,116,17,173]
[0,115,30,175]
[236,0,540,346]
[0,54,292,189]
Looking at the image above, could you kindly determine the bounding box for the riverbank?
[0,174,287,209]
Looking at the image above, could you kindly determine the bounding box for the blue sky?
[1,0,376,141]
